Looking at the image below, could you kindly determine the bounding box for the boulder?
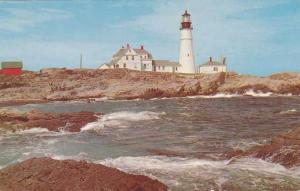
[0,157,167,191]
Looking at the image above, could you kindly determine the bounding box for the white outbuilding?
[198,57,227,74]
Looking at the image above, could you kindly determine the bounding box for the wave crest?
[81,111,165,132]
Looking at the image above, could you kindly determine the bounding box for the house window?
[145,55,147,59]
[140,55,142,60]
[116,64,119,68]
[132,56,134,60]
[134,63,137,68]
[113,64,116,68]
[144,64,147,69]
[126,55,128,60]
[213,67,218,71]
[123,63,126,68]
[188,53,189,57]
[158,66,160,70]
[162,66,165,70]
[175,67,178,71]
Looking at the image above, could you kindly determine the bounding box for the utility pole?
[80,53,83,69]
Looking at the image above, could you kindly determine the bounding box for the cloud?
[0,7,73,32]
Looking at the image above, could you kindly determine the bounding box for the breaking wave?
[243,89,273,97]
[189,93,240,99]
[81,111,165,132]
[14,128,50,134]
[278,109,298,115]
[98,156,300,190]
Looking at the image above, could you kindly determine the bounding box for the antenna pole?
[80,53,83,69]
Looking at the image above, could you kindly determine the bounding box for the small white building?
[198,57,227,74]
[99,44,153,71]
[100,44,179,73]
[152,60,180,73]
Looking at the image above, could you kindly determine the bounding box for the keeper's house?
[0,61,23,75]
[99,44,179,73]
[198,57,226,74]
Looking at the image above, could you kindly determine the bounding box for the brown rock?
[0,109,99,132]
[1,69,300,105]
[224,127,300,168]
[0,157,168,191]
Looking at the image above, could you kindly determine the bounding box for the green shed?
[1,61,23,69]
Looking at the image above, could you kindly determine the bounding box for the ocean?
[1,96,300,190]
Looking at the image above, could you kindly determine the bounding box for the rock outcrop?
[224,127,300,168]
[1,69,299,105]
[0,157,168,191]
[0,108,99,132]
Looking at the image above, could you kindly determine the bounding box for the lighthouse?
[179,10,196,73]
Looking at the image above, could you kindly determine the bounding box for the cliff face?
[0,68,300,105]
[0,157,168,191]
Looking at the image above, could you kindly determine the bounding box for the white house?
[100,44,179,73]
[198,57,227,74]
[99,44,153,71]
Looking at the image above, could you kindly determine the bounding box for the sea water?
[1,96,300,190]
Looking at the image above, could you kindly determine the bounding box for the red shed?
[0,61,23,75]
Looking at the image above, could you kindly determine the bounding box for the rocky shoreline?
[1,69,300,106]
[0,157,167,191]
[0,108,99,133]
[224,127,300,168]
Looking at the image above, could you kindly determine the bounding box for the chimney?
[209,57,212,63]
[222,57,226,65]
[141,45,144,50]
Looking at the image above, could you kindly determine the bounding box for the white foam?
[15,128,50,134]
[278,109,297,114]
[97,155,300,187]
[188,93,240,99]
[244,89,273,97]
[81,111,165,132]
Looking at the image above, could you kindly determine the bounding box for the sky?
[0,0,299,76]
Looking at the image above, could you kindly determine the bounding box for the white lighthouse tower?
[179,10,196,73]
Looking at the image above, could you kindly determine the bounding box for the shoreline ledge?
[0,157,168,191]
[0,108,100,132]
[1,69,300,106]
[224,127,300,168]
